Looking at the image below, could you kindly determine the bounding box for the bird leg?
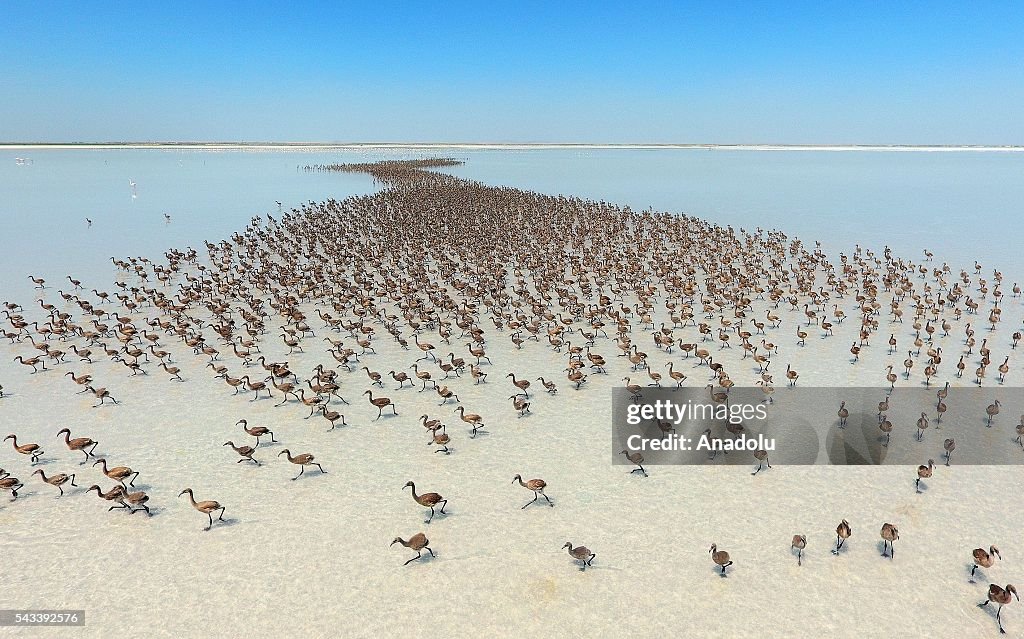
[293,466,305,480]
[915,478,921,493]
[797,549,802,566]
[522,493,539,509]
[439,499,447,514]
[542,492,554,507]
[404,551,422,566]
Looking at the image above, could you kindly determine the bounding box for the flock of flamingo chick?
[2,158,1023,633]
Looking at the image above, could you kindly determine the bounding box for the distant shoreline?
[2,142,1023,152]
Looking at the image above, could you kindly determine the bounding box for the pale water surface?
[2,148,1022,302]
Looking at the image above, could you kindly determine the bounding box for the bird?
[32,469,77,496]
[620,449,648,477]
[178,488,226,531]
[278,449,326,480]
[916,459,934,493]
[403,481,446,524]
[428,426,451,454]
[56,427,99,463]
[320,406,347,431]
[879,418,894,447]
[837,401,849,428]
[563,542,596,571]
[972,545,1002,583]
[880,523,899,559]
[833,519,852,555]
[943,438,956,465]
[86,484,125,509]
[791,534,807,566]
[512,474,553,509]
[709,543,733,574]
[237,419,277,445]
[454,406,484,438]
[85,385,118,407]
[751,449,771,475]
[224,441,259,465]
[93,458,139,487]
[987,399,1002,426]
[1,475,24,499]
[978,584,1018,634]
[391,533,435,565]
[5,434,43,463]
[363,390,397,419]
[120,487,152,515]
[13,355,46,373]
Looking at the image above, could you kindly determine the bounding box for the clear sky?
[2,1,1022,144]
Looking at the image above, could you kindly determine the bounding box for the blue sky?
[2,1,1022,143]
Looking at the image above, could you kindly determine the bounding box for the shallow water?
[2,148,1023,303]
[1,150,1023,638]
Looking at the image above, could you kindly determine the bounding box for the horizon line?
[3,141,1024,152]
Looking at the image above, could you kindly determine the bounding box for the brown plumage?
[880,523,899,559]
[833,519,852,554]
[971,545,1002,583]
[178,488,226,531]
[33,469,77,496]
[56,427,99,462]
[391,532,435,565]
[709,543,733,574]
[224,441,259,465]
[512,474,553,509]
[278,449,326,480]
[978,584,1018,634]
[404,481,446,523]
[563,542,596,570]
[93,458,139,487]
[5,434,43,463]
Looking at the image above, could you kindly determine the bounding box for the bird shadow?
[203,517,241,530]
[31,458,56,466]
[425,509,454,524]
[409,553,439,566]
[965,562,987,583]
[291,469,328,482]
[876,540,893,557]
